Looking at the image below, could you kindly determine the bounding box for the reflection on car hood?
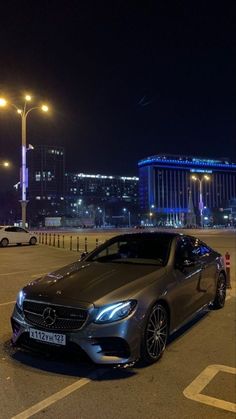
[24,261,166,306]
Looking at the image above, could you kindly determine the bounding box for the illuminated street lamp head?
[41,104,49,112]
[25,95,32,101]
[204,175,210,181]
[17,109,22,114]
[3,161,10,167]
[191,175,197,181]
[0,98,7,107]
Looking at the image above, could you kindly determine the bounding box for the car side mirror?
[182,259,195,267]
[175,258,196,271]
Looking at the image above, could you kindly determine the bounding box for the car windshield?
[87,235,172,266]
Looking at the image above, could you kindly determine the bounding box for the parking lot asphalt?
[0,231,235,419]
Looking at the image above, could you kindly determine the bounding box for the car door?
[172,237,204,326]
[4,227,18,244]
[15,227,29,243]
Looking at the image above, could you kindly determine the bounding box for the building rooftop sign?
[138,155,236,169]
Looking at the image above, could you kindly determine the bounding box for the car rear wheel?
[29,237,37,245]
[212,273,226,309]
[1,238,9,247]
[140,303,169,365]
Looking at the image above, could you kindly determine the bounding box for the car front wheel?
[140,303,169,365]
[212,273,226,309]
[1,238,9,247]
[29,237,37,245]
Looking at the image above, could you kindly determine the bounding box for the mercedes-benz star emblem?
[43,307,57,326]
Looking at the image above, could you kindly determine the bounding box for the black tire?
[140,303,169,365]
[212,273,226,309]
[29,237,37,245]
[1,238,9,247]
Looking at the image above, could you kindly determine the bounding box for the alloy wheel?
[217,276,226,306]
[1,238,9,247]
[145,304,168,360]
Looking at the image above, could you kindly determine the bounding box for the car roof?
[111,231,183,241]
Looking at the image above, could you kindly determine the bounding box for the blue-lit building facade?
[138,155,236,226]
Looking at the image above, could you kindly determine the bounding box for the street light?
[191,174,211,228]
[123,208,131,227]
[0,160,10,168]
[0,95,49,228]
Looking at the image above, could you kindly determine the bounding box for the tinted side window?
[199,242,212,256]
[5,227,17,232]
[175,238,192,263]
[175,237,201,264]
[16,228,27,233]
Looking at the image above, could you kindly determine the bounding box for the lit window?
[35,172,41,181]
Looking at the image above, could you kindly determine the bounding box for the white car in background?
[0,226,37,247]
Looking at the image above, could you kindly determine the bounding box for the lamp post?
[191,175,211,228]
[123,208,131,227]
[0,95,49,228]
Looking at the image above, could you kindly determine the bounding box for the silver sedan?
[11,232,226,365]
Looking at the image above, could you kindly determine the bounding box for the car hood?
[24,261,166,307]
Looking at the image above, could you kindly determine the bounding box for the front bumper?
[11,305,142,365]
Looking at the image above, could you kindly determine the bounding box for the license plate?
[29,328,66,346]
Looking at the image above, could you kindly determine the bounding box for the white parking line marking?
[183,364,236,413]
[11,369,105,419]
[0,301,15,306]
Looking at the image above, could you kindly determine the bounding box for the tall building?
[27,145,65,222]
[65,173,139,226]
[138,154,236,226]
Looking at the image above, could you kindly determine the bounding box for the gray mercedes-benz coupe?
[11,232,226,365]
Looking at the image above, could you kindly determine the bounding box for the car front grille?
[23,300,88,331]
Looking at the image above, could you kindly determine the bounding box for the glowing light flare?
[3,161,10,167]
[25,95,32,101]
[17,109,22,114]
[0,98,7,107]
[41,105,49,112]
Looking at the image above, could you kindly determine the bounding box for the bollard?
[53,233,56,247]
[42,233,44,244]
[45,233,48,245]
[85,237,88,252]
[95,238,98,248]
[62,235,65,248]
[49,233,52,246]
[57,235,60,248]
[225,252,232,289]
[77,236,79,252]
[39,233,41,244]
[70,236,72,251]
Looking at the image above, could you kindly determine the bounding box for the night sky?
[0,1,235,191]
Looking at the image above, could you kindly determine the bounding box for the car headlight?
[16,290,25,311]
[94,300,137,324]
